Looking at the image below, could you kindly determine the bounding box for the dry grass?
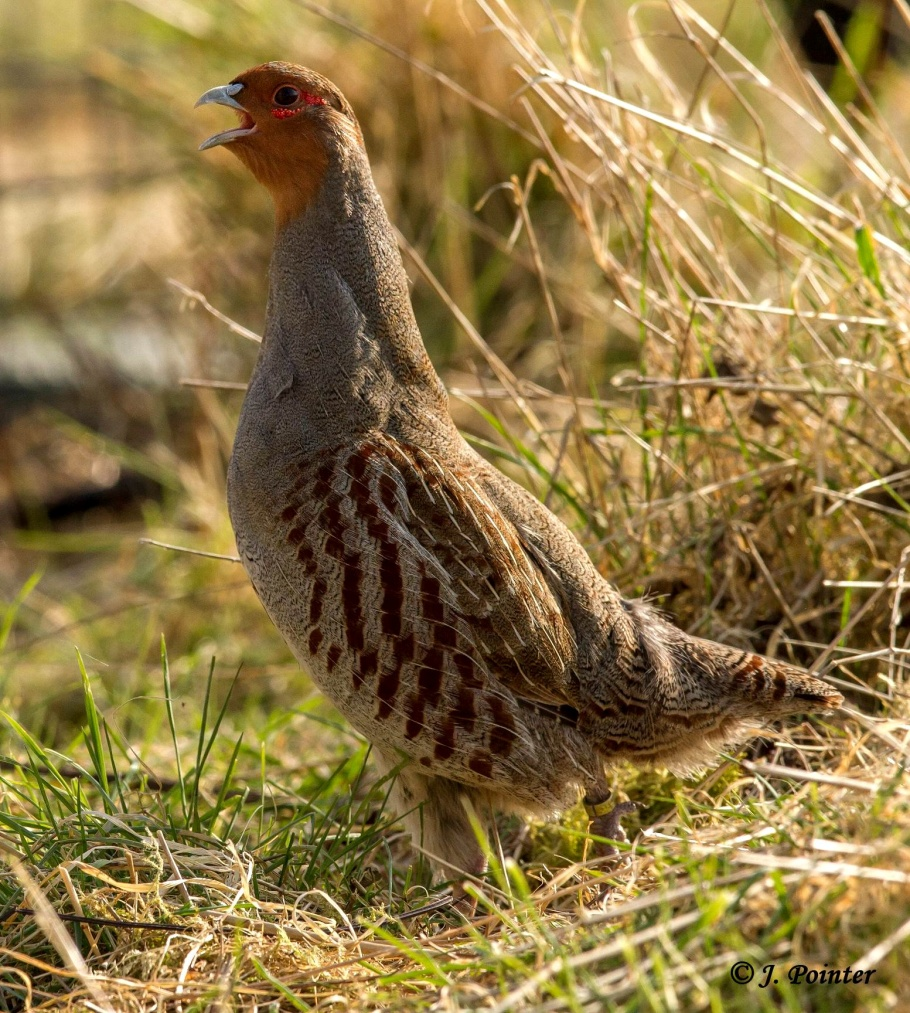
[2,0,910,1009]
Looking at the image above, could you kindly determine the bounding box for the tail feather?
[686,634,844,718]
[581,599,843,771]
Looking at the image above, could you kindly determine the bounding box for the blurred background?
[2,0,908,738]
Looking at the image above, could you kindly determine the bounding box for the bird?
[196,63,843,886]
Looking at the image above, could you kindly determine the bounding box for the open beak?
[196,83,258,151]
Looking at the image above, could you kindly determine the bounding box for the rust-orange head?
[196,63,364,227]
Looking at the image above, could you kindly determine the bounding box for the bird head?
[196,63,364,226]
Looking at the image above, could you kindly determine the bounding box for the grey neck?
[240,145,449,457]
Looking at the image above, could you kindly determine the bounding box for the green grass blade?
[0,568,43,655]
[160,635,187,821]
[855,224,886,297]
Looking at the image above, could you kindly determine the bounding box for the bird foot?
[451,883,479,918]
[375,885,476,927]
[392,893,459,922]
[583,793,639,859]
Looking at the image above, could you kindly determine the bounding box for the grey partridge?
[196,64,843,883]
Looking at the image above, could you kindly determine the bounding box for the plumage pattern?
[235,434,599,800]
[198,63,843,883]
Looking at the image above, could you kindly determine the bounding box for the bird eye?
[273,86,300,107]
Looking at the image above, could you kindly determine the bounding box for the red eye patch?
[271,92,327,118]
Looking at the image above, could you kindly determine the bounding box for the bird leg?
[583,789,639,857]
[379,757,489,914]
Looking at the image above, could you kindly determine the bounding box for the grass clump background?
[1,0,909,1009]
